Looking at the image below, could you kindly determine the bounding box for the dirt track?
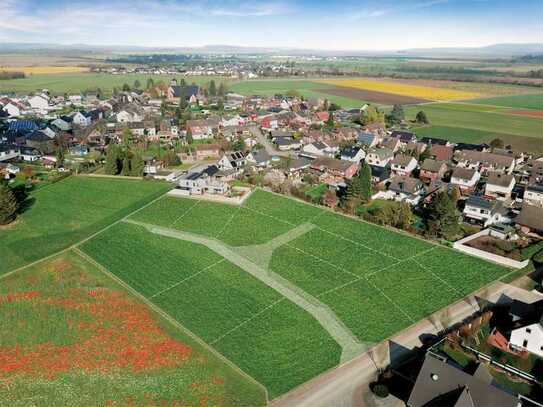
[318,87,429,105]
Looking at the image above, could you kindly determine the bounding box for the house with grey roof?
[366,147,394,168]
[484,172,516,201]
[463,196,510,227]
[373,175,425,205]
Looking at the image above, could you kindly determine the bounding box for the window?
[526,328,532,334]
[523,339,528,348]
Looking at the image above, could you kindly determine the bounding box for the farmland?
[0,250,265,406]
[0,66,90,75]
[0,176,171,276]
[80,189,510,398]
[470,93,543,110]
[319,78,482,101]
[0,73,227,96]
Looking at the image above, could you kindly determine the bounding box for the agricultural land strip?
[125,218,366,363]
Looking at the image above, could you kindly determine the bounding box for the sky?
[0,0,542,50]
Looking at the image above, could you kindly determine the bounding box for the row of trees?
[0,184,18,225]
[104,130,145,176]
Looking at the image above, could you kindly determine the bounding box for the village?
[2,77,543,406]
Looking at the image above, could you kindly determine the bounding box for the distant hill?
[401,43,543,58]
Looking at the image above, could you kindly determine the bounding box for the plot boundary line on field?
[215,205,243,240]
[170,199,201,228]
[150,258,227,299]
[286,242,417,323]
[211,298,286,345]
[243,204,399,262]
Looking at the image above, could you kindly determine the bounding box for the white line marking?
[170,199,201,228]
[150,259,226,298]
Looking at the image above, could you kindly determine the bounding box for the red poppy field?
[0,251,265,406]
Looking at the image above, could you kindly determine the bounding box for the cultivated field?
[0,176,171,276]
[319,78,482,101]
[81,189,510,398]
[470,93,543,110]
[0,250,265,406]
[0,73,227,96]
[0,66,90,75]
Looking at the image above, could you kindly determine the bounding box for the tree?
[325,112,334,128]
[490,138,505,149]
[419,145,432,162]
[105,144,121,174]
[178,86,187,109]
[122,128,133,148]
[133,79,141,89]
[286,90,300,98]
[130,154,145,177]
[112,87,119,96]
[425,191,461,240]
[122,83,131,92]
[217,82,226,97]
[146,78,155,90]
[323,189,338,208]
[360,106,385,126]
[0,184,18,225]
[209,80,217,97]
[232,139,246,151]
[55,148,65,169]
[120,155,131,176]
[387,104,405,125]
[358,161,373,202]
[186,128,193,145]
[450,185,461,204]
[397,202,413,230]
[415,110,429,124]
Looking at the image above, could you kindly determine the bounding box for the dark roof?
[517,204,543,232]
[252,149,270,163]
[274,137,297,146]
[369,164,391,181]
[25,130,50,142]
[357,132,376,145]
[170,85,199,99]
[454,143,489,152]
[510,299,543,322]
[8,120,39,132]
[466,195,497,211]
[526,183,543,194]
[408,354,518,407]
[340,146,361,159]
[390,130,415,142]
[420,136,448,146]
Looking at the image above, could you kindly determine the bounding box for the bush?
[371,383,389,398]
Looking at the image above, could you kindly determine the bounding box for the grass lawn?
[81,222,342,398]
[0,250,265,406]
[0,176,171,276]
[83,189,511,397]
[229,79,365,108]
[470,93,543,110]
[0,73,228,96]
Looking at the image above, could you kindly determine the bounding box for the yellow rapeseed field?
[0,66,90,75]
[320,78,481,101]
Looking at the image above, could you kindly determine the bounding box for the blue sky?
[0,0,542,50]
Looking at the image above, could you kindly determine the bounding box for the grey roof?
[452,167,477,181]
[517,204,543,232]
[170,85,199,99]
[408,354,518,407]
[487,172,514,188]
[340,146,361,159]
[388,175,423,195]
[391,153,416,167]
[421,159,446,173]
[252,149,270,163]
[526,183,543,194]
[466,196,497,211]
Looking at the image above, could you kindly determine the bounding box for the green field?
[407,103,543,138]
[0,73,227,96]
[0,176,171,276]
[229,79,365,108]
[470,93,543,110]
[80,189,510,398]
[413,125,509,144]
[0,250,266,406]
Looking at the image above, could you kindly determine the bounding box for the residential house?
[28,94,49,111]
[419,136,449,146]
[247,149,271,169]
[525,183,543,207]
[365,147,393,168]
[167,83,200,103]
[509,317,543,359]
[484,172,516,201]
[380,137,401,152]
[0,163,20,179]
[143,155,164,175]
[450,167,481,194]
[195,144,221,160]
[311,157,359,185]
[419,159,447,184]
[186,118,219,140]
[390,130,416,144]
[116,108,143,123]
[454,150,515,174]
[286,157,312,176]
[369,165,391,184]
[8,120,39,132]
[390,154,418,176]
[51,118,72,132]
[516,204,543,236]
[407,353,518,407]
[463,196,508,227]
[0,144,19,162]
[340,146,365,163]
[217,151,249,172]
[177,165,229,196]
[72,111,92,127]
[69,144,89,156]
[19,147,41,162]
[273,136,301,151]
[374,175,425,205]
[430,144,454,162]
[357,132,378,148]
[301,141,336,158]
[25,130,54,153]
